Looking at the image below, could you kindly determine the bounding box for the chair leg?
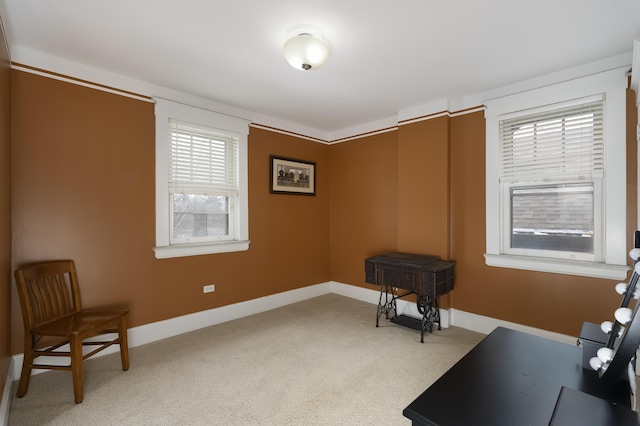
[118,316,130,371]
[70,335,84,404]
[16,345,33,398]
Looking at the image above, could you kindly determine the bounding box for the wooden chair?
[14,260,129,403]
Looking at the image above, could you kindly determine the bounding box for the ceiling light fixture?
[283,25,331,71]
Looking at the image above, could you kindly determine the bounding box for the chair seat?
[32,308,129,337]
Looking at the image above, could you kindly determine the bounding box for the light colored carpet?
[8,294,485,425]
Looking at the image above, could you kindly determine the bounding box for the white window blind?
[499,99,604,182]
[169,119,238,195]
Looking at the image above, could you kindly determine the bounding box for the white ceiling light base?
[283,24,331,71]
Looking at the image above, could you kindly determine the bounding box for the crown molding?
[631,39,640,106]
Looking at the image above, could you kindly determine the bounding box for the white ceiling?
[1,1,640,140]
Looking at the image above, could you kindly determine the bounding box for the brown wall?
[7,63,638,358]
[398,117,453,308]
[329,131,398,285]
[0,20,11,404]
[397,117,451,258]
[10,71,330,354]
[333,94,637,337]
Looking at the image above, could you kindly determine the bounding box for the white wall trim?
[484,67,629,278]
[462,52,632,111]
[450,308,577,345]
[11,46,331,142]
[632,39,640,233]
[152,97,251,259]
[1,358,13,426]
[12,282,332,380]
[14,47,627,146]
[329,281,451,328]
[126,282,331,349]
[11,281,579,381]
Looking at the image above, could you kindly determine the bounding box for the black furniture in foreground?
[403,327,637,426]
[549,386,638,426]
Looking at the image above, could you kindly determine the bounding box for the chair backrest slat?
[32,278,52,323]
[15,260,82,330]
[53,273,72,314]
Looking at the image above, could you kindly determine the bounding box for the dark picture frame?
[270,155,316,195]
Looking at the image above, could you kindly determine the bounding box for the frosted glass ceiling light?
[283,25,331,71]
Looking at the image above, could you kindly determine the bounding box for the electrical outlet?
[203,284,215,293]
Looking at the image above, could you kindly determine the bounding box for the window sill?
[154,240,250,259]
[484,253,630,280]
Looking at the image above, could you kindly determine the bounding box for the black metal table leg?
[433,297,441,330]
[417,295,429,343]
[376,285,397,327]
[417,295,442,342]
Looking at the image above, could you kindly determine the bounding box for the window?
[501,99,603,261]
[154,98,250,259]
[510,183,595,255]
[485,68,628,279]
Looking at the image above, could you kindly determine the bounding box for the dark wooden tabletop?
[403,327,633,426]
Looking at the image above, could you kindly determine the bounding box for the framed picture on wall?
[270,155,316,195]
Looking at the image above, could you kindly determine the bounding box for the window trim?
[153,97,250,259]
[484,68,629,279]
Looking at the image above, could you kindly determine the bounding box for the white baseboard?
[126,281,332,349]
[329,281,451,327]
[450,308,577,345]
[331,281,577,344]
[12,282,333,380]
[11,280,578,381]
[1,358,13,426]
